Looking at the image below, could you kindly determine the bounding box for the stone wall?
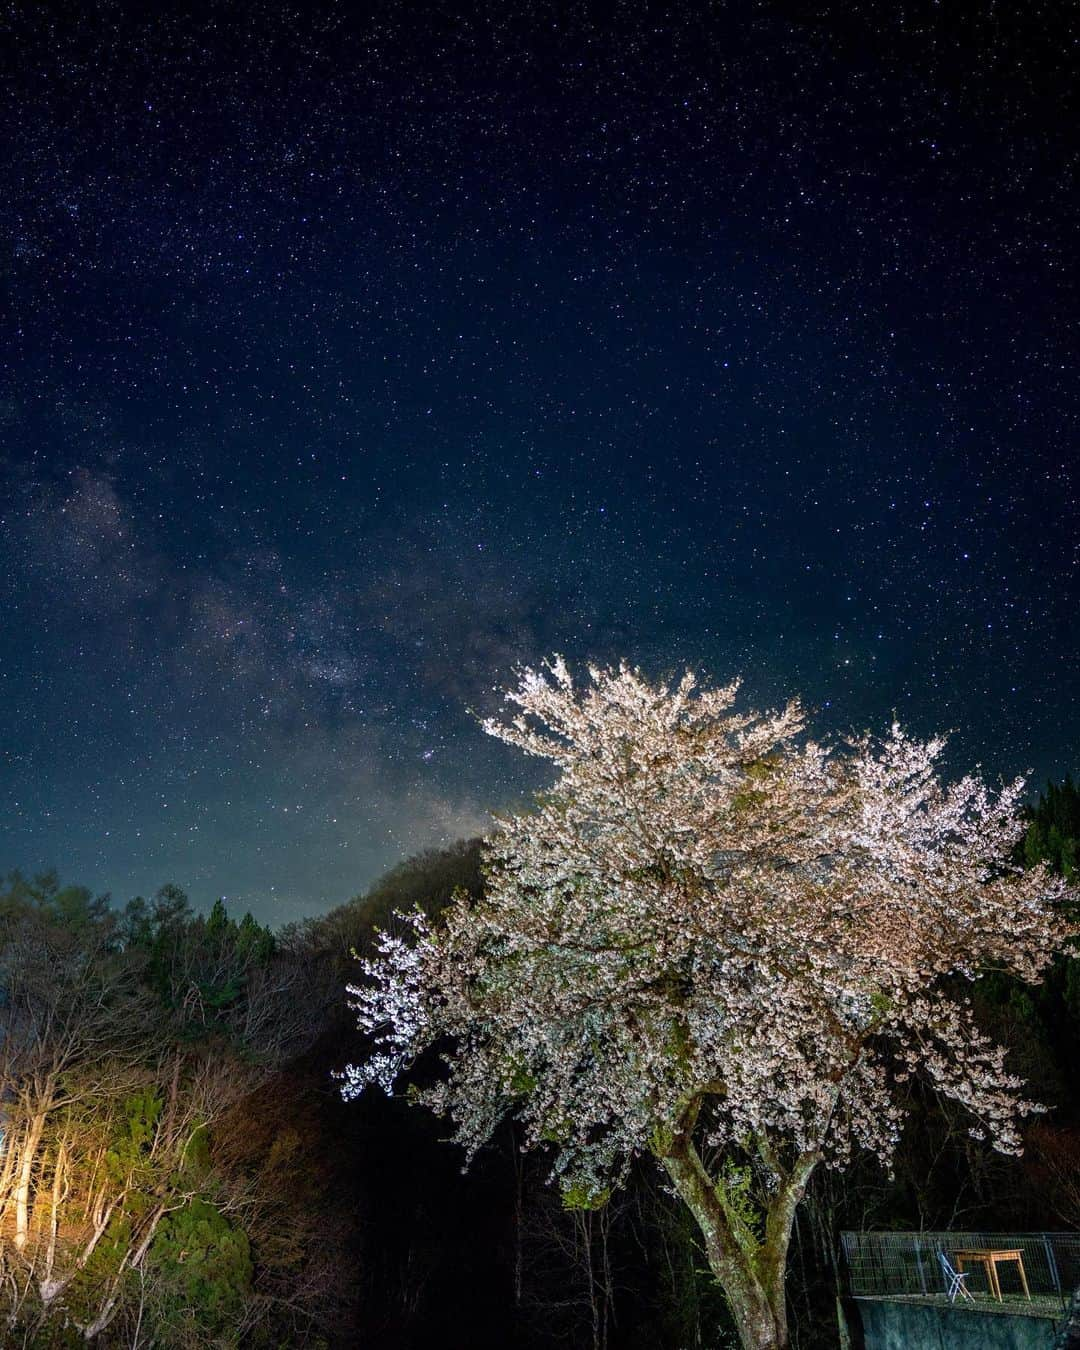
[857,1298,1063,1350]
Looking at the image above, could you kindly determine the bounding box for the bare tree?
[0,879,328,1343]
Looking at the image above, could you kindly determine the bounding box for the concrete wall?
[856,1298,1062,1350]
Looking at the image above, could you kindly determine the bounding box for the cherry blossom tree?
[343,659,1075,1350]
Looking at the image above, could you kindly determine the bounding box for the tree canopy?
[345,659,1076,1350]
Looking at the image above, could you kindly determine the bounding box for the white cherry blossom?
[344,659,1075,1350]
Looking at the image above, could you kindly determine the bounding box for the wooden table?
[952,1248,1031,1302]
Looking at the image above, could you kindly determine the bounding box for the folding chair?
[938,1251,974,1303]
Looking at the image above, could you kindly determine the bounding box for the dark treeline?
[2,787,1078,1348]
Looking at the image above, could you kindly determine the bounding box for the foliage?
[0,875,326,1346]
[147,1199,254,1339]
[344,658,1076,1350]
[1023,775,1080,884]
[2,741,1079,1347]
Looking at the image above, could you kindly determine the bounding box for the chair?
[938,1251,975,1303]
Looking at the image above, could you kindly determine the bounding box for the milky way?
[2,4,1077,922]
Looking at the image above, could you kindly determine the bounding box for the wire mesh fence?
[841,1231,1080,1317]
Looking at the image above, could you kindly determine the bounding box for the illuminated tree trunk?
[661,1136,819,1350]
[0,1119,18,1215]
[80,1202,166,1340]
[39,1140,69,1305]
[13,1111,45,1252]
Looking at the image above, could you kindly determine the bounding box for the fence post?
[914,1236,928,1296]
[1043,1234,1063,1307]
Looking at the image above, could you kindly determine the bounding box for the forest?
[1,739,1078,1350]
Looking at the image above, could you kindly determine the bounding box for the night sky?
[2,3,1077,924]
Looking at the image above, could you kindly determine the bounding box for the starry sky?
[2,2,1077,924]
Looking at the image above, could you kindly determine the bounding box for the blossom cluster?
[344,659,1075,1194]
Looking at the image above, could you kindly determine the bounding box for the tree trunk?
[661,1137,820,1350]
[81,1202,166,1340]
[13,1112,45,1252]
[39,1140,68,1304]
[0,1113,19,1214]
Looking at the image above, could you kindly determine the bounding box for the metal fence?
[841,1231,1080,1315]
